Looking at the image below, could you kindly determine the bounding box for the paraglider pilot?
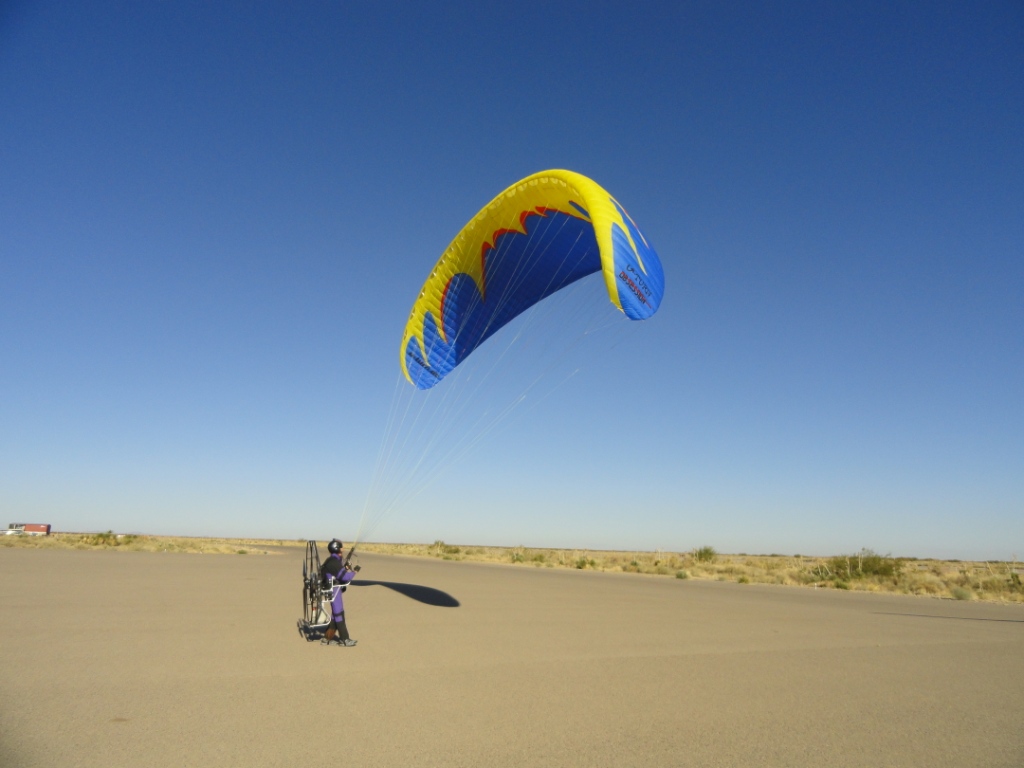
[321,539,358,646]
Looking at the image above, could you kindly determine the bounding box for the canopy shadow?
[872,611,1024,624]
[351,580,460,607]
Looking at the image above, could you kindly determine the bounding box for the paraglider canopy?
[355,170,667,546]
[400,170,665,390]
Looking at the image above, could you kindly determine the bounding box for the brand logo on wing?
[618,268,649,305]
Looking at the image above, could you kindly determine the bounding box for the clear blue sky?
[2,1,1021,559]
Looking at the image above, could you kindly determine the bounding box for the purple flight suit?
[321,553,355,635]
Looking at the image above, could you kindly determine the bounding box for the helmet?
[327,539,343,555]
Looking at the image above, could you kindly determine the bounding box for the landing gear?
[301,540,330,630]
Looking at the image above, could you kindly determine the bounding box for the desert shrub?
[693,546,717,563]
[950,586,972,601]
[575,557,596,569]
[737,576,750,584]
[954,568,974,587]
[904,573,944,595]
[531,552,546,563]
[795,568,824,585]
[84,531,119,546]
[826,549,904,582]
[432,540,460,556]
[826,555,852,579]
[675,570,689,579]
[979,577,1008,594]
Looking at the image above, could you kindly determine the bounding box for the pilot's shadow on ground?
[350,580,460,607]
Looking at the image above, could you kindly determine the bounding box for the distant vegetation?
[1,532,278,555]
[432,540,462,558]
[817,549,903,584]
[357,541,1024,603]
[6,534,1021,603]
[692,546,718,563]
[83,530,137,547]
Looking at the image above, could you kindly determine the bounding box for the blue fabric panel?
[404,209,601,390]
[610,200,665,319]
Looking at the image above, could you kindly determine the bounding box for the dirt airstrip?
[1,547,1022,767]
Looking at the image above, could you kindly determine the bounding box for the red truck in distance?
[5,523,51,536]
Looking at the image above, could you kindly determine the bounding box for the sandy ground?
[1,548,1022,767]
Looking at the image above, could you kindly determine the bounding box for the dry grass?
[0,531,297,555]
[354,541,1024,603]
[6,534,1021,603]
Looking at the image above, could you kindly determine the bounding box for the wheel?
[302,540,322,624]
